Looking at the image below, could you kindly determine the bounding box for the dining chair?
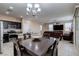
[14,39,31,56]
[52,40,58,56]
[23,33,31,40]
[44,40,58,56]
[14,40,21,56]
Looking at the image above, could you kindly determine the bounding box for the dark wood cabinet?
[3,21,8,29]
[16,23,21,29]
[3,34,9,43]
[3,21,21,29]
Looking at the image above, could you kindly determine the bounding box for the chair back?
[51,40,58,56]
[14,43,21,56]
[44,39,58,56]
[14,39,21,56]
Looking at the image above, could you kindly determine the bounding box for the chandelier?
[26,3,41,17]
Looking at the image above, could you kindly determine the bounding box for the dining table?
[20,37,57,56]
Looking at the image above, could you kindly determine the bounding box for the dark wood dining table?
[20,37,57,56]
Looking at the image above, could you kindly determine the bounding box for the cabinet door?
[3,21,21,29]
[16,23,21,29]
[3,21,8,29]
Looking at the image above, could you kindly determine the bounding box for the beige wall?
[73,17,76,45]
[22,19,41,35]
[42,23,48,33]
[42,21,73,34]
[75,16,79,48]
[74,7,79,49]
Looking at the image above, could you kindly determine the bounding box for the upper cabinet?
[3,21,8,29]
[16,22,21,29]
[3,21,21,29]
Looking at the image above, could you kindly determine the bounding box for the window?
[64,22,72,31]
[48,24,53,31]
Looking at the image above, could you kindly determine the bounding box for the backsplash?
[3,29,22,34]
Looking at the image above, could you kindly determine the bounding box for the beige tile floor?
[58,40,79,56]
[0,42,13,56]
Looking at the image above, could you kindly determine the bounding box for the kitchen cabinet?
[3,21,21,29]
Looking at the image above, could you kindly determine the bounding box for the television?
[53,25,63,30]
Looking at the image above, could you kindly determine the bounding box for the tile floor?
[0,42,13,56]
[58,40,79,56]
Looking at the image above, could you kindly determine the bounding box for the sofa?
[43,31,63,39]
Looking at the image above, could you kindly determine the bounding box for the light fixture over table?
[26,3,41,17]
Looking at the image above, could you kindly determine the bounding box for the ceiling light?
[9,6,14,10]
[37,8,41,12]
[5,11,10,14]
[32,10,36,13]
[32,10,37,16]
[26,3,41,17]
[27,3,32,8]
[26,8,30,11]
[34,4,40,8]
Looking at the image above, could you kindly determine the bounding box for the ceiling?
[0,3,77,23]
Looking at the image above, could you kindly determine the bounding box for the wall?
[42,21,72,32]
[74,7,79,49]
[48,24,54,31]
[75,16,79,48]
[72,17,75,44]
[42,23,48,33]
[22,19,42,35]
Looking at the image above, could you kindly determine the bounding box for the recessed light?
[9,6,14,10]
[5,11,10,14]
